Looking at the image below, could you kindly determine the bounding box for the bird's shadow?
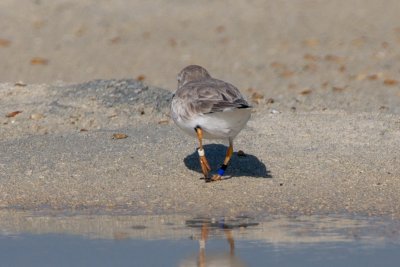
[184,144,272,179]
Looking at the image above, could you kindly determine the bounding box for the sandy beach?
[1,0,400,218]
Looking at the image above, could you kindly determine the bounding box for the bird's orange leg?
[195,127,211,179]
[211,139,233,181]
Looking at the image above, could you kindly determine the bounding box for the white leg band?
[197,148,205,157]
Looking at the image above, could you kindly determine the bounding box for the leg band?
[197,148,205,157]
[217,164,228,176]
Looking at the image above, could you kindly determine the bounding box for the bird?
[171,65,252,182]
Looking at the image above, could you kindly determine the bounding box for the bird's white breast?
[172,105,251,140]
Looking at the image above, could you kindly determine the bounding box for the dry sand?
[0,1,400,219]
[1,80,399,218]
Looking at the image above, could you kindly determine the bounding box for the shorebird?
[171,65,252,182]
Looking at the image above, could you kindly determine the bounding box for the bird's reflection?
[180,217,258,267]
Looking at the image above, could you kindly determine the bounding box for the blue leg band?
[217,164,228,176]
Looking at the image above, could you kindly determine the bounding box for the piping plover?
[171,65,252,182]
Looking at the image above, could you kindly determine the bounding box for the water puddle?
[0,211,399,266]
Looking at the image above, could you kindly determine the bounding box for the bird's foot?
[205,174,223,182]
[199,155,211,179]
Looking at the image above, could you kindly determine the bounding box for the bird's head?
[177,65,211,89]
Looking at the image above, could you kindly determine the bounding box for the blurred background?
[1,0,400,92]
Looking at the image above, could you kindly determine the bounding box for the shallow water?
[0,212,399,266]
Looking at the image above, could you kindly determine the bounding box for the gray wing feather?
[176,78,251,115]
